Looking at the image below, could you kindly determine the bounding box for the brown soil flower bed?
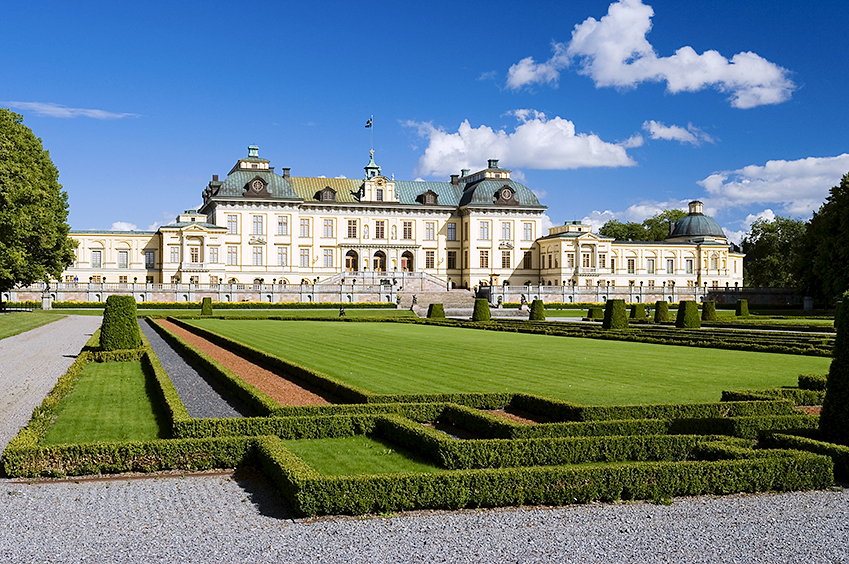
[157,319,330,406]
[486,409,549,425]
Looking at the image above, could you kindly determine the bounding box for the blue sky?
[4,0,848,243]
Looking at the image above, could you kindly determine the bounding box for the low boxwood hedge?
[427,303,445,318]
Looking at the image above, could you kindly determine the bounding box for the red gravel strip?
[157,319,330,406]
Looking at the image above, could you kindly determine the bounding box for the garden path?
[0,315,102,460]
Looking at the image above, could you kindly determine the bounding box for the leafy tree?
[598,209,687,241]
[793,173,849,304]
[0,108,76,293]
[819,291,849,445]
[741,216,806,287]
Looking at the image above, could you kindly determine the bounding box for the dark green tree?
[598,209,688,241]
[676,301,701,328]
[741,216,806,287]
[654,300,669,322]
[701,300,717,321]
[472,298,491,322]
[0,108,76,293]
[529,299,545,321]
[100,295,141,351]
[819,291,849,445]
[602,299,628,329]
[794,173,849,304]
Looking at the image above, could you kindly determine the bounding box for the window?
[480,250,489,268]
[599,254,606,269]
[685,259,694,274]
[647,258,655,274]
[91,275,102,284]
[425,250,435,269]
[627,258,636,274]
[523,251,532,269]
[252,215,263,235]
[447,251,457,269]
[610,258,615,272]
[144,250,154,268]
[582,253,591,268]
[145,276,154,283]
[170,247,180,263]
[118,275,128,285]
[523,222,534,241]
[648,280,655,288]
[252,247,263,266]
[447,222,456,241]
[463,250,468,269]
[118,250,129,268]
[374,221,385,239]
[666,259,674,274]
[402,221,413,240]
[209,247,218,264]
[323,219,334,238]
[376,187,383,201]
[227,246,238,265]
[188,276,198,285]
[502,251,511,269]
[210,276,219,285]
[710,254,719,270]
[299,249,309,267]
[425,222,435,240]
[479,221,490,240]
[190,247,200,263]
[323,249,333,268]
[227,215,238,234]
[548,254,552,269]
[567,253,575,268]
[300,218,310,237]
[277,247,287,266]
[463,222,468,241]
[347,220,357,238]
[501,222,511,240]
[278,216,288,235]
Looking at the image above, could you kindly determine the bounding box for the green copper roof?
[459,179,543,207]
[288,177,363,203]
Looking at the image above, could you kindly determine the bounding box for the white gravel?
[0,471,847,563]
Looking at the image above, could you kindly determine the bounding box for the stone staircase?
[397,289,475,310]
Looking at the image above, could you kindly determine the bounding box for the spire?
[364,149,381,179]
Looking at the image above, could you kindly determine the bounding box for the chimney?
[212,174,218,182]
[487,158,499,169]
[461,168,470,177]
[450,174,459,185]
[283,167,290,179]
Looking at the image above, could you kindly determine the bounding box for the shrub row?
[721,389,825,406]
[798,373,828,391]
[760,432,849,482]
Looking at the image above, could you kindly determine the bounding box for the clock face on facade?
[501,188,513,200]
[250,179,264,192]
[376,178,385,186]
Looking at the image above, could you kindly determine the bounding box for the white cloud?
[642,120,713,145]
[581,198,690,232]
[111,221,138,231]
[506,0,795,108]
[147,211,176,231]
[541,213,555,234]
[531,189,547,200]
[619,134,644,148]
[478,70,498,81]
[403,111,636,177]
[511,169,527,183]
[698,154,849,216]
[6,101,140,119]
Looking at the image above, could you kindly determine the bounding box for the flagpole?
[370,114,374,151]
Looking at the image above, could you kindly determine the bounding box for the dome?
[667,201,726,240]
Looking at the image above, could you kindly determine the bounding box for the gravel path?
[0,315,102,459]
[140,320,254,419]
[0,472,846,563]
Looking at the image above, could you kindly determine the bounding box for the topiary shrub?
[820,291,849,445]
[629,303,647,319]
[735,299,749,317]
[529,299,545,321]
[701,300,717,321]
[201,297,213,316]
[675,301,701,328]
[427,303,445,318]
[100,295,142,351]
[472,299,491,322]
[587,307,604,320]
[654,300,669,323]
[602,299,628,330]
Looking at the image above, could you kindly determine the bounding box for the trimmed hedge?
[735,299,750,317]
[629,303,647,320]
[820,291,849,445]
[602,299,628,330]
[201,297,213,316]
[722,388,825,406]
[586,307,604,320]
[472,299,491,322]
[654,301,669,323]
[676,301,701,328]
[798,373,828,391]
[761,431,849,482]
[701,301,717,322]
[100,295,142,350]
[427,303,445,319]
[529,300,545,321]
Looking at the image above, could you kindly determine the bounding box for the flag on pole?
[365,118,372,128]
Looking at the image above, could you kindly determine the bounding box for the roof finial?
[248,145,259,158]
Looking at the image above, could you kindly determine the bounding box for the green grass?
[0,312,63,339]
[187,319,831,405]
[41,360,167,445]
[282,435,444,475]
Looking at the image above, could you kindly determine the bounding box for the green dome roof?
[668,201,726,240]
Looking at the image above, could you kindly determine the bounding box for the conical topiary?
[472,298,491,322]
[602,299,628,329]
[819,291,849,445]
[529,299,545,321]
[701,300,717,321]
[675,300,701,328]
[427,303,445,318]
[654,300,669,323]
[100,295,141,351]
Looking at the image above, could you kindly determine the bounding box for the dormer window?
[419,190,438,205]
[318,186,336,202]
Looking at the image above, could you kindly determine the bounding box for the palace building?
[53,146,743,303]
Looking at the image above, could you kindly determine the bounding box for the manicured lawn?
[42,360,166,445]
[0,312,63,340]
[187,319,832,405]
[282,435,444,475]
